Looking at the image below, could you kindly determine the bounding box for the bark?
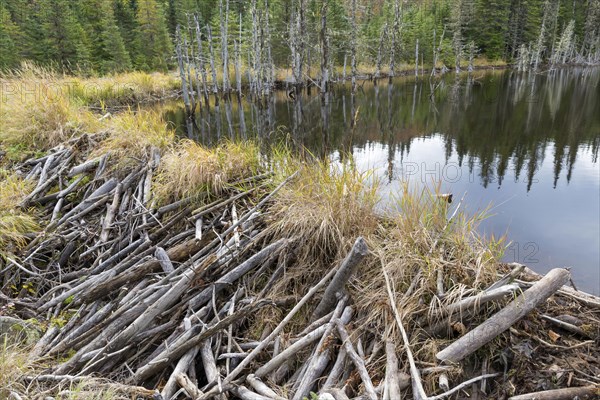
[437,268,571,363]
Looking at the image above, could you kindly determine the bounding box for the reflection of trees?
[338,68,599,190]
[164,68,599,190]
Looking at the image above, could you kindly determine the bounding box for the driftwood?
[508,385,599,400]
[313,236,369,320]
[437,268,571,363]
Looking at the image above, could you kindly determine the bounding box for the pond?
[163,67,600,294]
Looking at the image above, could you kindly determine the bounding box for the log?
[507,385,599,400]
[176,372,204,398]
[384,339,409,400]
[436,268,571,363]
[246,375,287,400]
[255,323,330,378]
[334,320,377,400]
[313,237,369,319]
[293,303,352,400]
[207,262,340,397]
[162,346,200,399]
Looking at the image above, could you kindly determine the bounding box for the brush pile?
[1,134,599,400]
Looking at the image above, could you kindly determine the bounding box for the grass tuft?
[93,109,175,171]
[266,152,380,273]
[0,170,39,260]
[153,139,261,204]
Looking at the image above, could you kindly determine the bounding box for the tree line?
[1,0,599,74]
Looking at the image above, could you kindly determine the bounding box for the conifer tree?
[0,5,20,69]
[136,0,173,70]
[39,0,91,70]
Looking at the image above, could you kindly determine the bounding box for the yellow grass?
[154,139,261,204]
[93,109,176,171]
[267,152,381,269]
[0,170,39,260]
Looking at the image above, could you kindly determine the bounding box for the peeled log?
[312,237,369,319]
[508,385,599,400]
[437,268,570,363]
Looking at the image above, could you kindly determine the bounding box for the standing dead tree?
[219,0,231,95]
[193,15,210,106]
[389,0,403,81]
[319,0,329,96]
[374,23,388,82]
[289,0,307,94]
[350,0,358,94]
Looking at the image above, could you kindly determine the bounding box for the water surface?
[163,68,600,294]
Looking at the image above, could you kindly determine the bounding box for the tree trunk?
[436,268,571,363]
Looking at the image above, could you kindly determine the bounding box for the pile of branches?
[1,135,599,400]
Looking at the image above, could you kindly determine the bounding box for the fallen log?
[312,236,369,320]
[436,268,571,363]
[508,385,599,400]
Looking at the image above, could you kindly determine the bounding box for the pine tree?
[0,5,19,69]
[136,0,173,70]
[77,0,131,72]
[38,0,91,70]
[114,0,144,68]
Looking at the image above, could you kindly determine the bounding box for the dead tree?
[206,24,220,106]
[374,23,388,82]
[219,0,231,94]
[175,26,192,116]
[193,15,210,106]
[319,0,329,96]
[389,0,402,80]
[350,0,358,93]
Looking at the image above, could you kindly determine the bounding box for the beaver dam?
[1,115,599,400]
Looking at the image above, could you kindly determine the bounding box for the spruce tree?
[39,0,91,70]
[0,5,19,69]
[136,0,173,70]
[77,0,131,73]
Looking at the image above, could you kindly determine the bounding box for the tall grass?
[153,139,261,204]
[0,170,39,261]
[0,63,179,156]
[266,151,380,278]
[92,109,175,171]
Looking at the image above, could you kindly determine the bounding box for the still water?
[163,68,600,294]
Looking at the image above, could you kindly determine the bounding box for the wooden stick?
[384,338,410,400]
[176,372,204,398]
[208,261,340,396]
[428,373,500,400]
[382,263,428,400]
[540,314,592,338]
[507,385,599,400]
[255,324,331,378]
[334,320,377,400]
[312,237,369,320]
[437,268,571,363]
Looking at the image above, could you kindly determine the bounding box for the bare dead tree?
[319,0,329,96]
[350,0,358,93]
[389,0,402,81]
[175,25,191,116]
[193,15,210,106]
[375,23,388,82]
[206,24,220,106]
[415,39,419,77]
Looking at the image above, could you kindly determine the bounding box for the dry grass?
[267,154,380,270]
[0,77,98,151]
[0,63,179,158]
[0,170,39,260]
[0,341,34,398]
[93,109,175,171]
[153,139,261,204]
[0,341,141,399]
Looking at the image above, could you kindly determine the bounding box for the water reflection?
[163,68,600,293]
